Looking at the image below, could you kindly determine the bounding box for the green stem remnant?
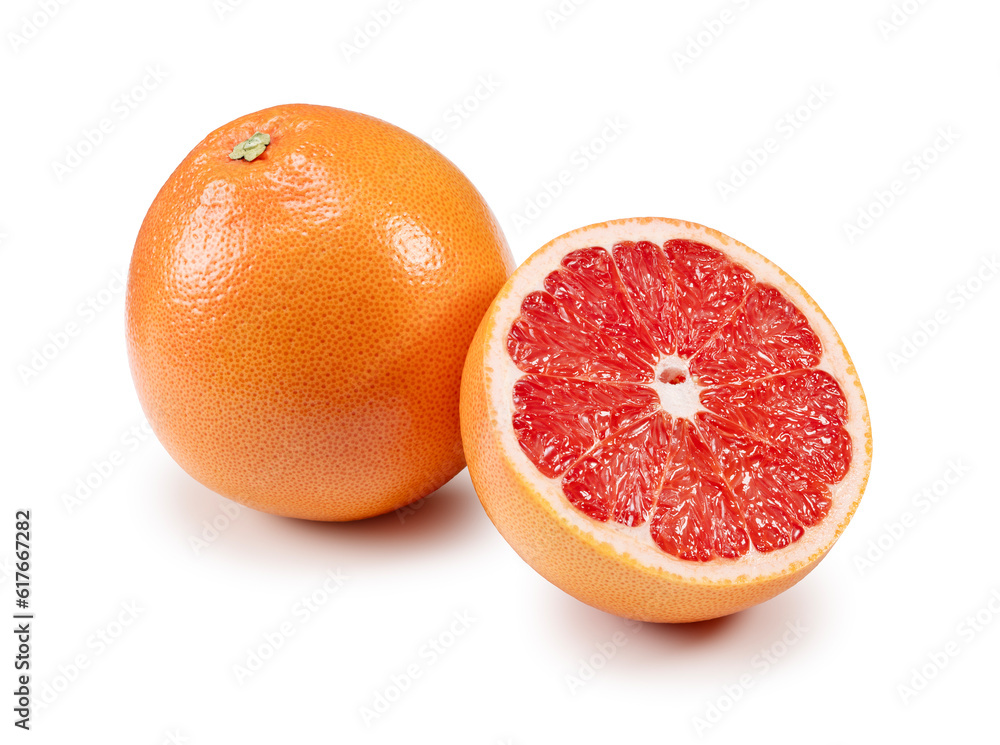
[229,132,271,162]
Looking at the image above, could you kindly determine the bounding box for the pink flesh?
[506,241,852,562]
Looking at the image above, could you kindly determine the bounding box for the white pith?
[652,355,704,420]
[485,218,871,583]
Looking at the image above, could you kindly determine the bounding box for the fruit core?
[651,356,702,420]
[658,365,687,385]
[506,239,852,562]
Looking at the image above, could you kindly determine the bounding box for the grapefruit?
[127,104,514,521]
[461,218,872,622]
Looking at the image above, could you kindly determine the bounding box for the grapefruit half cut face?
[461,218,872,622]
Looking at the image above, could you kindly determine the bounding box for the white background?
[2,0,998,742]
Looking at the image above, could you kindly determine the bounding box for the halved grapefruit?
[461,218,871,622]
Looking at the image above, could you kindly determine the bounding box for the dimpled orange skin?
[126,104,514,521]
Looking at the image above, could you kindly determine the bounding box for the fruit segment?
[507,239,852,561]
[613,241,678,355]
[507,258,656,383]
[512,375,660,479]
[650,419,751,561]
[547,247,659,360]
[690,285,822,385]
[695,413,832,553]
[663,239,754,357]
[562,413,671,527]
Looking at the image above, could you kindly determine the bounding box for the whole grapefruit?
[127,104,514,520]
